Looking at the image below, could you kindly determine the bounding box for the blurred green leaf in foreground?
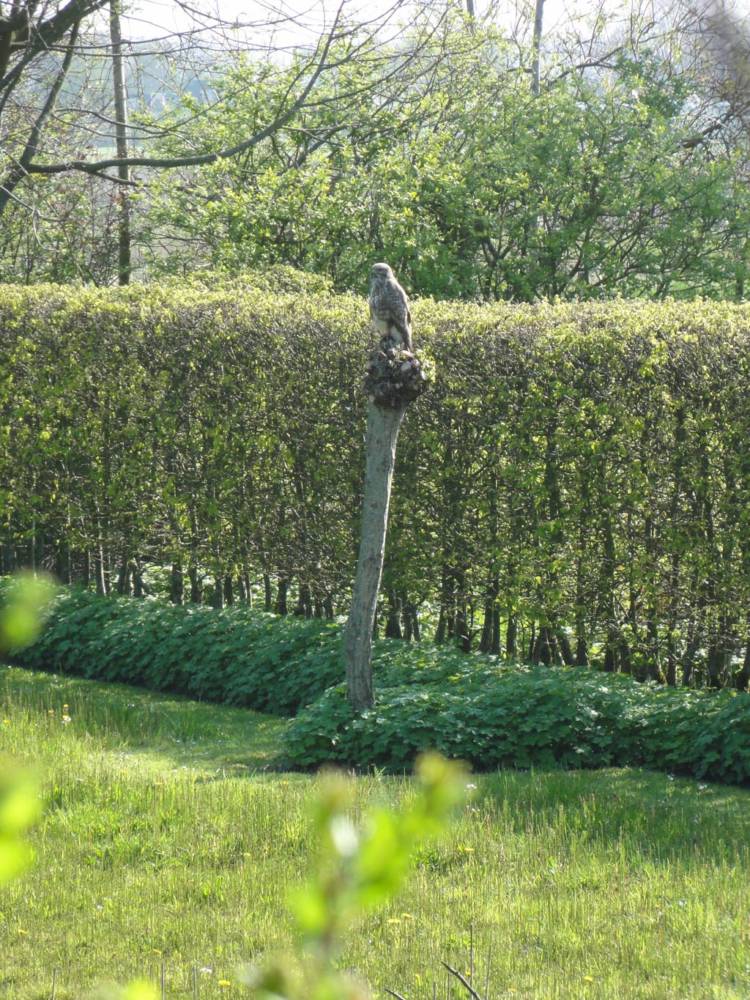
[243,753,468,1000]
[0,573,56,884]
[0,572,57,652]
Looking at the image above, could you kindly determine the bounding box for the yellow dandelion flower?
[218,979,232,988]
[17,928,28,935]
[583,975,594,983]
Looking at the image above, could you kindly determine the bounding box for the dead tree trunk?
[343,341,427,712]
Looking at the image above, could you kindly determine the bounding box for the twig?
[441,961,485,1000]
[470,923,474,984]
[384,989,409,1000]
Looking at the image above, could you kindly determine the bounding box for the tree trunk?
[132,558,145,597]
[109,0,131,285]
[170,562,184,605]
[479,576,498,654]
[294,582,312,618]
[531,0,545,96]
[403,594,421,642]
[275,577,288,615]
[506,612,518,658]
[344,401,407,711]
[188,564,202,603]
[435,564,452,644]
[736,625,750,691]
[385,588,402,639]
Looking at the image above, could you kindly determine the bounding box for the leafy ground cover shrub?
[10,588,344,715]
[6,586,516,716]
[9,586,750,784]
[285,670,750,785]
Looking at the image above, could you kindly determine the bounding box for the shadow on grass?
[477,766,750,865]
[4,664,749,867]
[1,664,289,775]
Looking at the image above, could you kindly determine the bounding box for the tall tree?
[109,0,130,285]
[0,0,462,230]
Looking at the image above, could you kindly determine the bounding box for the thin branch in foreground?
[441,960,486,1000]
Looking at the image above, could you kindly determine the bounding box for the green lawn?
[1,664,749,1000]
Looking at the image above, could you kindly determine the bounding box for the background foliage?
[144,40,750,302]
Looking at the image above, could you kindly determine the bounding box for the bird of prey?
[368,262,413,352]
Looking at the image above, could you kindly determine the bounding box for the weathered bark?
[109,0,130,285]
[344,401,407,712]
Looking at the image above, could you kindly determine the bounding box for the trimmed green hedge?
[3,287,750,687]
[8,587,750,785]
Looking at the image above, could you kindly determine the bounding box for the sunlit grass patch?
[1,665,749,999]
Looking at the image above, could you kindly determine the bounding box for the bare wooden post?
[344,341,427,711]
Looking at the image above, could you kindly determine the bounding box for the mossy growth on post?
[343,340,428,712]
[364,345,428,407]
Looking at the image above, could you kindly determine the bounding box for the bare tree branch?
[0,20,79,213]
